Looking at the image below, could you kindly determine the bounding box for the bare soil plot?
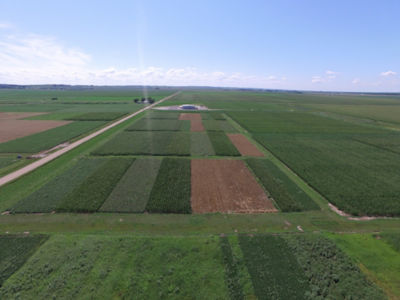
[0,120,71,143]
[0,112,46,120]
[227,134,264,157]
[191,159,277,213]
[179,113,204,132]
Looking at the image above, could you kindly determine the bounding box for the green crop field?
[0,121,105,153]
[207,131,240,156]
[1,88,400,299]
[11,158,104,213]
[100,158,162,212]
[146,158,191,213]
[0,235,48,286]
[92,131,191,156]
[58,158,133,212]
[126,118,190,131]
[246,158,318,212]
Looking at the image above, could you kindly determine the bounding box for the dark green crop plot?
[207,132,240,156]
[57,158,133,212]
[238,234,310,300]
[92,131,191,156]
[0,235,229,299]
[146,158,191,214]
[12,158,104,213]
[220,237,245,300]
[126,118,190,131]
[144,111,180,119]
[0,235,48,287]
[65,112,127,121]
[255,134,400,216]
[0,121,105,153]
[246,158,318,211]
[100,158,161,212]
[228,111,385,134]
[203,120,237,132]
[283,234,385,299]
[352,133,400,154]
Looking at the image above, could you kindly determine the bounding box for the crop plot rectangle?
[0,120,71,143]
[146,158,191,213]
[207,132,241,156]
[12,158,105,213]
[126,118,189,131]
[191,159,277,213]
[179,113,204,132]
[227,134,264,157]
[203,120,237,132]
[190,132,215,156]
[0,121,105,153]
[92,131,191,156]
[65,112,126,121]
[57,158,133,212]
[100,158,162,212]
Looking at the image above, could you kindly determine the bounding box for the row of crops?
[6,156,318,214]
[229,111,400,216]
[92,110,241,156]
[1,233,395,299]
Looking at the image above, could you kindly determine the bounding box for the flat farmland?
[1,88,400,299]
[191,159,277,213]
[0,112,71,143]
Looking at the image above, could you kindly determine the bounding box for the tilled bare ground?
[179,113,204,132]
[227,134,264,157]
[0,120,71,143]
[191,159,277,213]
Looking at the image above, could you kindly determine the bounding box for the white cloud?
[380,70,397,77]
[325,70,338,79]
[0,22,13,30]
[311,76,324,83]
[0,31,288,88]
[352,78,361,84]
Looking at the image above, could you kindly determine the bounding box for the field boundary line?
[0,91,181,187]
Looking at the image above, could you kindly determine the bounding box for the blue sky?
[0,0,399,91]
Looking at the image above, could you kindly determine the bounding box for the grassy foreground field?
[1,88,400,299]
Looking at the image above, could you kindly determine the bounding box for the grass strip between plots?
[100,158,162,213]
[11,158,104,213]
[146,158,191,213]
[0,121,105,153]
[207,132,240,156]
[57,158,133,212]
[246,158,319,212]
[0,235,48,287]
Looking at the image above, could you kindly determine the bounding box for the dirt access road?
[0,92,180,187]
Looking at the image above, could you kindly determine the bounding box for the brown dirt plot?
[227,134,264,157]
[0,118,71,143]
[191,159,277,213]
[179,113,204,132]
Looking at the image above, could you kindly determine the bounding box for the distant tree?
[134,98,139,103]
[51,97,58,101]
[148,98,155,104]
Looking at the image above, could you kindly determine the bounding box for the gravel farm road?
[0,91,181,188]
